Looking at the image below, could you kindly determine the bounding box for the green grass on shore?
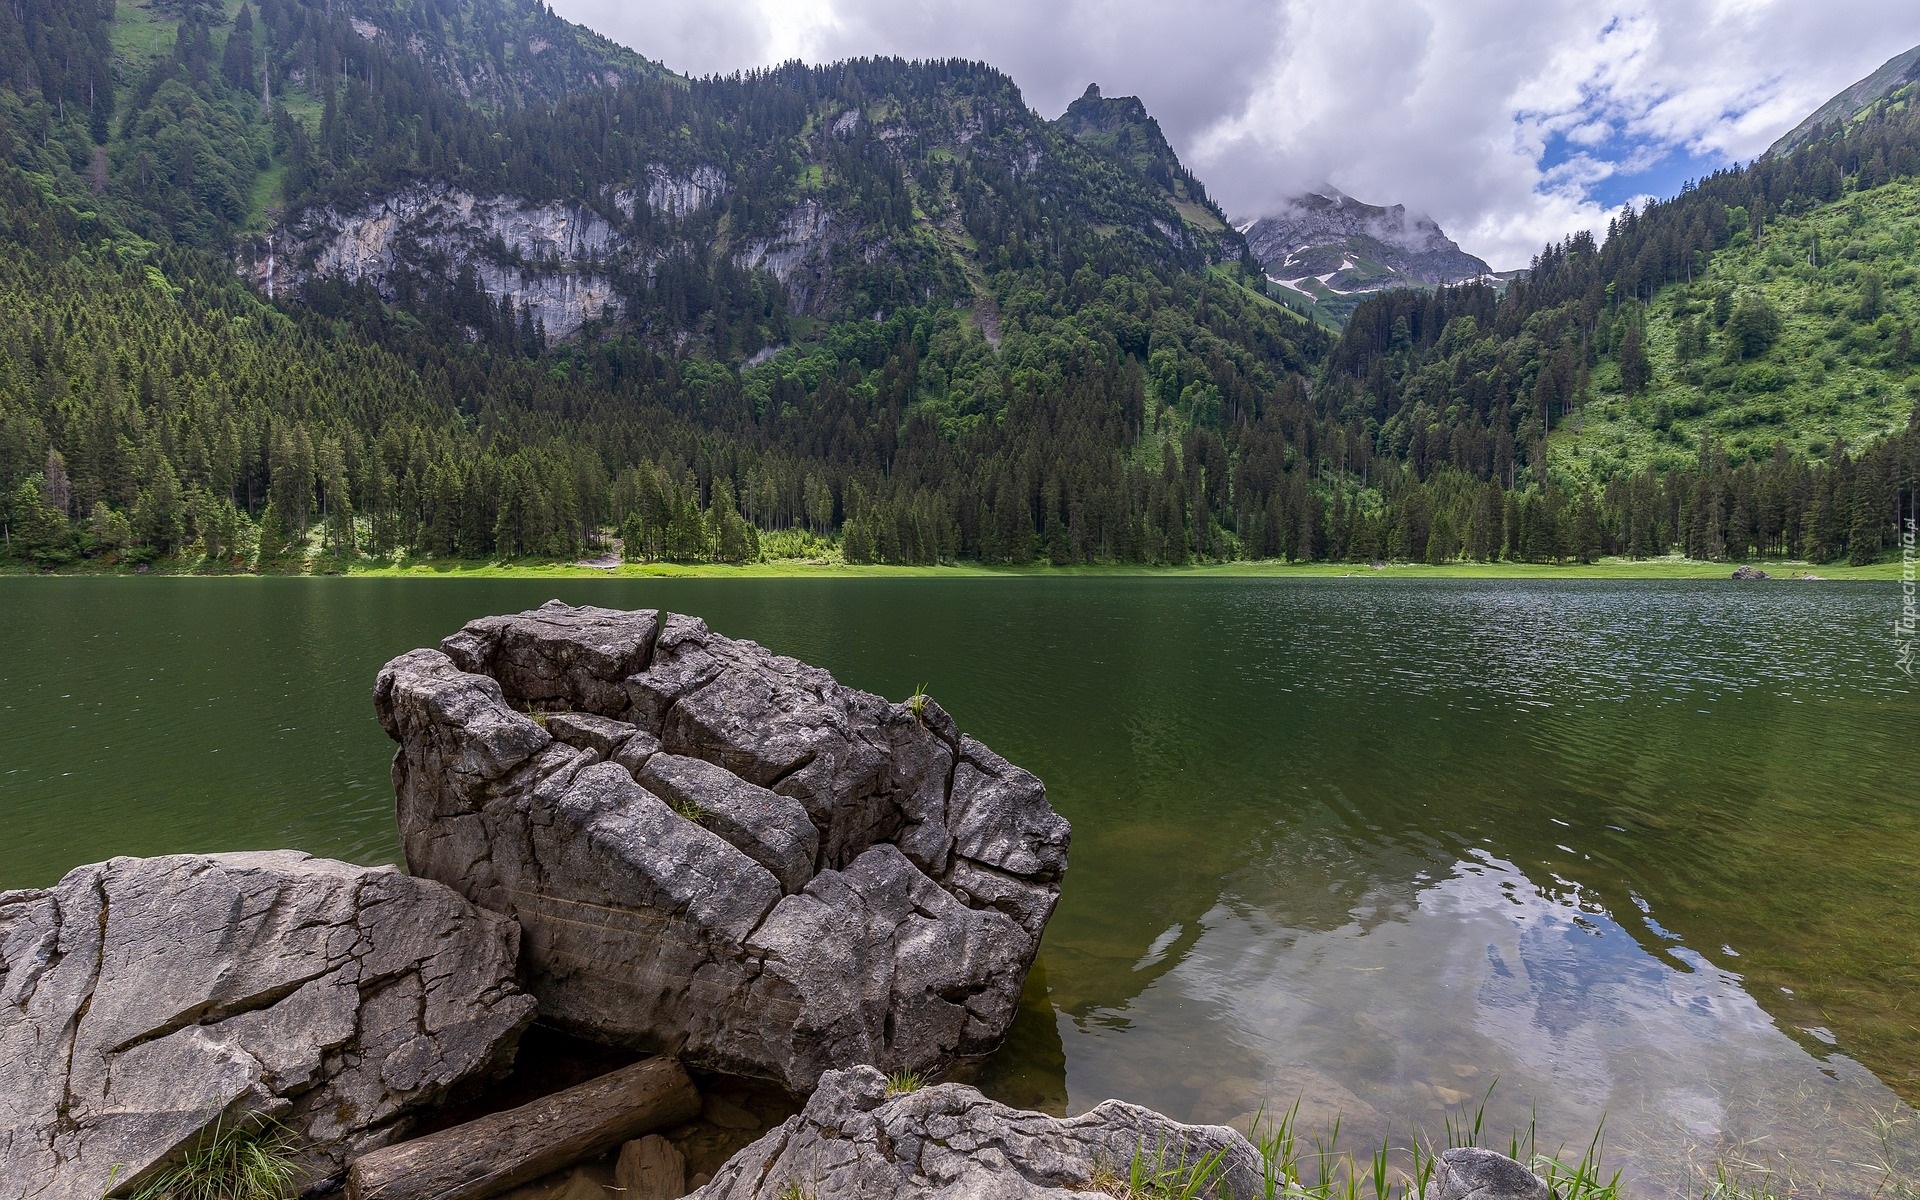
[2,555,1906,581]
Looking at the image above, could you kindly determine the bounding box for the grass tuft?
[118,1115,301,1200]
[1088,1139,1232,1200]
[884,1069,927,1096]
[905,684,931,723]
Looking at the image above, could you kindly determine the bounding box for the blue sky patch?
[1538,121,1734,213]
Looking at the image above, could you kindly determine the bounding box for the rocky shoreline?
[0,602,1554,1200]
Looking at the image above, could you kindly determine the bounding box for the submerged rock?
[0,851,535,1200]
[376,602,1070,1094]
[617,1134,688,1200]
[686,1066,1265,1200]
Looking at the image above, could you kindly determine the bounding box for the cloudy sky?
[548,0,1920,269]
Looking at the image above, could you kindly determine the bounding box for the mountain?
[0,0,1913,577]
[1052,83,1244,261]
[0,0,1332,572]
[1770,43,1920,157]
[1241,188,1491,326]
[320,0,676,109]
[247,64,1255,343]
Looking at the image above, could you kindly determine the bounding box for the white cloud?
[552,0,1920,269]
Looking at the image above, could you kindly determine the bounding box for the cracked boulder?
[687,1066,1265,1200]
[0,851,536,1200]
[376,601,1071,1093]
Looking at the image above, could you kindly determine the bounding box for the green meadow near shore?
[3,554,1906,580]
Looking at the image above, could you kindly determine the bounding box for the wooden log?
[347,1058,702,1200]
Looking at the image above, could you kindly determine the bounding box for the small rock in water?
[702,1094,761,1131]
[549,1165,617,1200]
[1431,1147,1550,1200]
[617,1135,688,1200]
[1731,565,1772,580]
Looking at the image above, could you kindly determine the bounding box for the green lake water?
[2,577,1916,1195]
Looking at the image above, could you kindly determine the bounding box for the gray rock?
[0,852,535,1200]
[687,1066,1264,1200]
[1731,565,1772,580]
[443,602,660,715]
[636,753,818,894]
[545,711,643,758]
[1431,1147,1550,1200]
[377,602,1071,1092]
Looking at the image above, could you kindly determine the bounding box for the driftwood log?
[346,1058,701,1200]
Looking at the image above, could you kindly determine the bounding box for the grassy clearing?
[109,0,179,72]
[243,162,286,233]
[4,554,1905,581]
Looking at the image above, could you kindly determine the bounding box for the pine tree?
[1619,319,1650,396]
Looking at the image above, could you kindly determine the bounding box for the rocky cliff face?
[243,67,1241,344]
[375,601,1070,1094]
[255,185,630,338]
[252,160,925,337]
[1242,188,1490,321]
[0,852,534,1200]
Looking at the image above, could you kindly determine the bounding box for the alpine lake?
[3,576,1916,1197]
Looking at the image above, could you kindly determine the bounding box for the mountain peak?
[1052,83,1239,250]
[1241,188,1490,324]
[1769,43,1920,157]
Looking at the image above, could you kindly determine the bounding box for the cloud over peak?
[551,0,1920,269]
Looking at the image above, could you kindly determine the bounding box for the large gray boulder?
[0,851,536,1200]
[375,602,1070,1093]
[687,1066,1265,1200]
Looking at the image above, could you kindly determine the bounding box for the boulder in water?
[375,602,1070,1093]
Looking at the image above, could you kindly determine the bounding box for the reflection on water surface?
[1,577,1914,1195]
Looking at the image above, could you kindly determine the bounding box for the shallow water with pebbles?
[2,577,1915,1196]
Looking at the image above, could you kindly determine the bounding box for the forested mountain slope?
[1770,41,1920,157]
[1319,100,1920,565]
[0,0,1327,568]
[0,0,1914,570]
